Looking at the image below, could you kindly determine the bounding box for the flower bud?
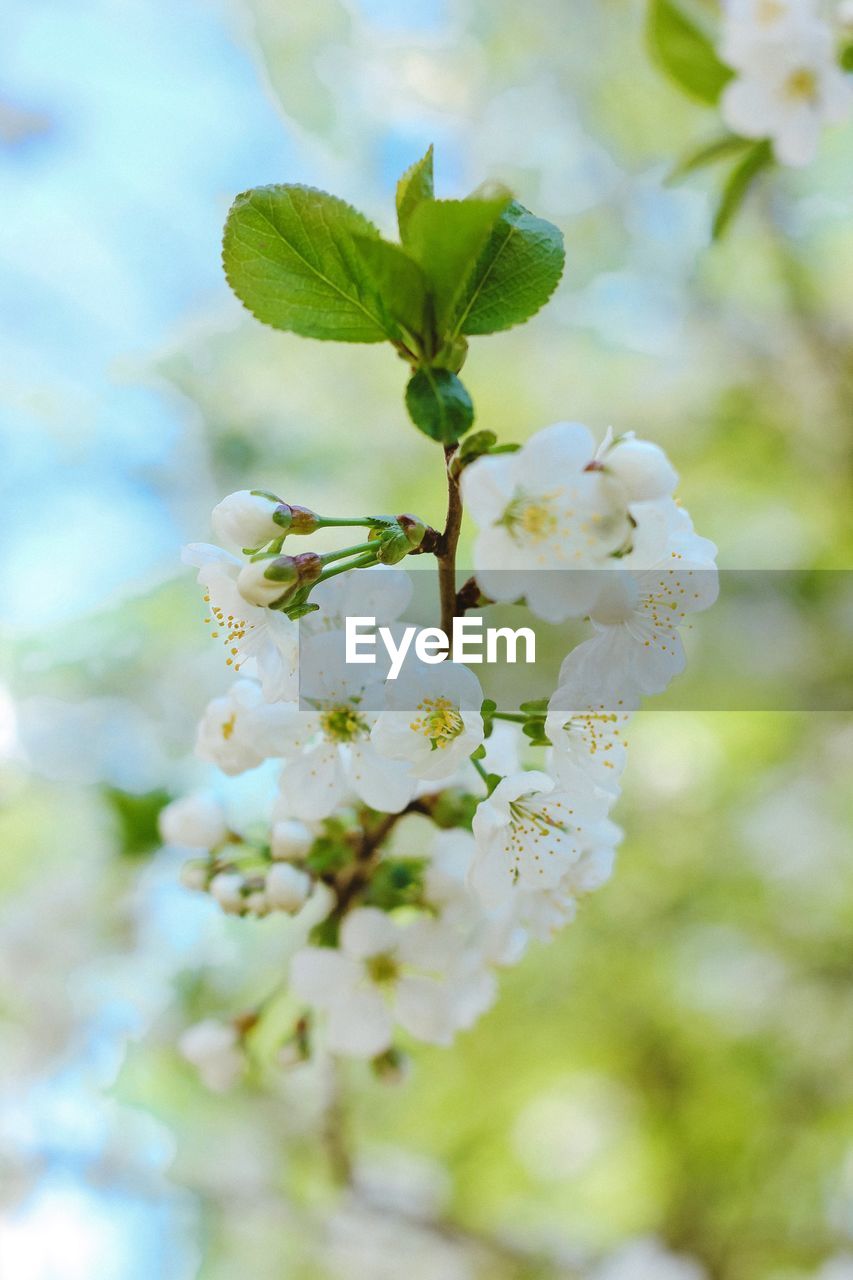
[396,513,426,549]
[236,557,298,606]
[243,888,270,917]
[180,859,210,892]
[211,490,282,552]
[209,870,245,914]
[288,505,321,534]
[159,793,228,849]
[265,863,312,913]
[604,437,678,502]
[292,551,324,584]
[271,819,313,861]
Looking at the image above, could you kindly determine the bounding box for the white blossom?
[557,508,718,704]
[423,827,527,967]
[159,792,228,849]
[179,1018,244,1092]
[470,770,611,908]
[595,431,678,503]
[265,862,312,913]
[371,659,485,782]
[290,907,474,1057]
[270,818,314,860]
[183,542,299,701]
[195,679,294,776]
[721,19,852,167]
[462,422,676,621]
[276,632,416,820]
[513,817,622,939]
[545,689,632,797]
[721,0,819,65]
[211,489,282,553]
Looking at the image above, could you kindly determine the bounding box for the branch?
[437,444,463,634]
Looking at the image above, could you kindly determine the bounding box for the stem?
[470,756,491,789]
[316,516,385,529]
[320,540,377,565]
[491,712,528,724]
[437,445,463,634]
[314,552,377,584]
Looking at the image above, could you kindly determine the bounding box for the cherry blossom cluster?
[163,420,717,1081]
[719,0,852,166]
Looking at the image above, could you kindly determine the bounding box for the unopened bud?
[396,514,426,549]
[292,551,324,584]
[288,505,321,534]
[180,859,210,892]
[212,490,282,553]
[209,870,245,914]
[160,793,229,849]
[265,863,312,913]
[243,888,270,917]
[237,557,298,606]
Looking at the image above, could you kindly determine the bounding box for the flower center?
[500,491,560,544]
[221,713,237,741]
[203,592,251,671]
[785,68,818,103]
[409,696,465,750]
[319,702,369,742]
[757,0,785,24]
[366,952,399,985]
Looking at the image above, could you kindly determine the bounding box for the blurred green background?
[1,1,852,1277]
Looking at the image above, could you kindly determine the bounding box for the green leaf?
[668,133,754,183]
[712,140,773,240]
[647,0,733,105]
[453,201,565,336]
[405,367,474,443]
[405,196,511,336]
[222,184,392,343]
[841,41,853,73]
[459,430,497,463]
[396,145,434,242]
[352,235,428,341]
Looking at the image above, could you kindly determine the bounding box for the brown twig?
[436,444,463,634]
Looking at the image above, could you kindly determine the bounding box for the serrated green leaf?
[405,367,474,443]
[712,140,773,241]
[453,201,565,336]
[222,184,392,342]
[352,235,428,341]
[647,0,733,105]
[396,145,434,242]
[668,132,754,183]
[405,196,511,336]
